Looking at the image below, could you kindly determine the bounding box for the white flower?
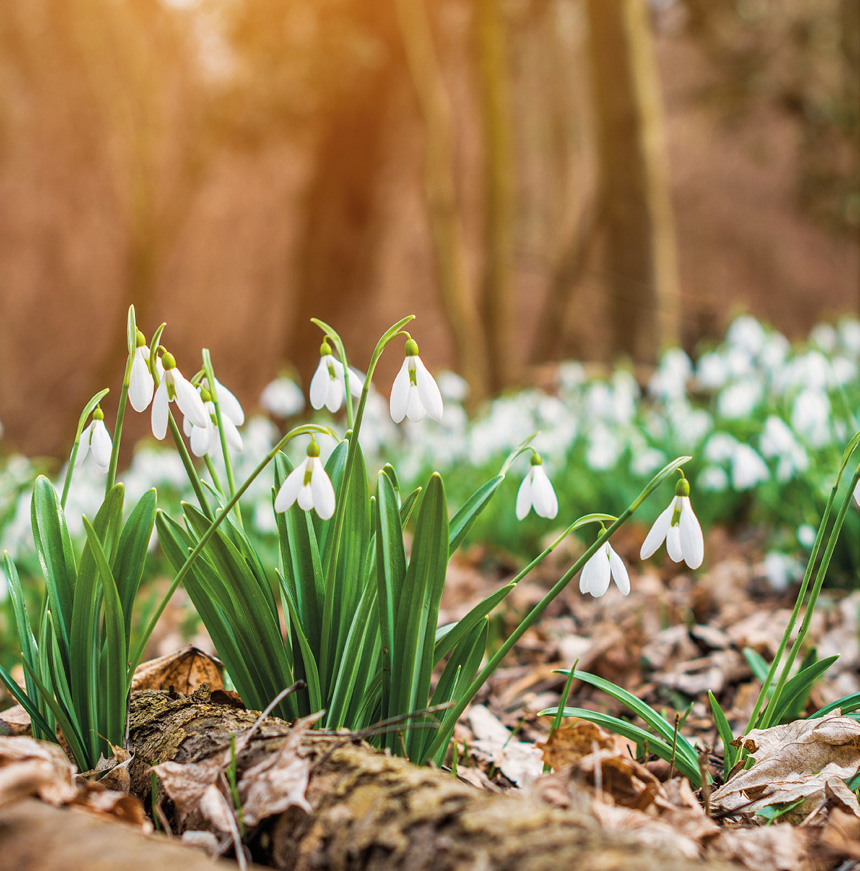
[580,541,630,598]
[129,332,155,412]
[640,480,704,569]
[202,376,244,426]
[274,441,335,519]
[389,339,443,423]
[151,352,209,440]
[309,342,363,413]
[854,480,860,508]
[261,376,305,418]
[515,458,558,520]
[730,444,769,490]
[75,409,112,474]
[183,395,243,458]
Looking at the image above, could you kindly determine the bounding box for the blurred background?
[1,0,858,460]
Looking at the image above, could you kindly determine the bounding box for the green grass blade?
[707,691,737,781]
[0,663,55,739]
[280,585,322,714]
[766,655,838,726]
[434,583,514,665]
[743,648,770,685]
[113,489,156,641]
[448,475,504,556]
[810,691,860,718]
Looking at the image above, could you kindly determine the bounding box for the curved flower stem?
[129,423,335,674]
[104,307,139,498]
[167,412,212,522]
[422,454,692,763]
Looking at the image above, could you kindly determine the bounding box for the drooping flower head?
[183,386,244,458]
[390,338,443,423]
[75,406,112,475]
[640,474,704,569]
[129,329,155,412]
[580,539,630,598]
[201,376,245,427]
[151,351,209,441]
[515,453,559,520]
[274,438,335,520]
[309,341,362,413]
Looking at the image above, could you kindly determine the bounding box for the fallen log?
[128,688,738,871]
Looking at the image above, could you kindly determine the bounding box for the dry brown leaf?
[152,748,231,829]
[0,736,77,807]
[590,802,702,860]
[819,807,860,860]
[79,787,151,830]
[92,746,133,793]
[238,713,317,825]
[0,704,32,736]
[711,714,860,822]
[132,645,224,694]
[707,825,813,871]
[536,720,622,771]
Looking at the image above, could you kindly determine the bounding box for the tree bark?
[128,688,737,871]
[585,0,680,363]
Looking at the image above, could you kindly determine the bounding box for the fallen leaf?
[536,720,621,771]
[0,736,77,807]
[819,807,860,860]
[79,787,152,830]
[707,825,813,871]
[92,746,133,793]
[152,749,231,829]
[238,713,317,825]
[132,645,224,694]
[0,705,32,736]
[711,714,860,822]
[467,705,544,785]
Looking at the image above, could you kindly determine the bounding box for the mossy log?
[128,689,738,871]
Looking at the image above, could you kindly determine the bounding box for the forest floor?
[1,524,859,870]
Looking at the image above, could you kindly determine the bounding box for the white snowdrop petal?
[310,459,336,520]
[151,382,169,440]
[324,379,345,414]
[515,472,533,520]
[75,423,92,468]
[389,361,411,423]
[640,501,674,559]
[309,358,332,411]
[666,524,684,562]
[223,417,244,453]
[855,480,860,507]
[405,387,425,422]
[190,422,211,457]
[174,373,209,428]
[415,358,444,421]
[581,546,611,598]
[182,414,194,438]
[609,546,630,595]
[91,420,113,470]
[678,497,704,569]
[531,467,558,519]
[297,483,315,511]
[344,367,364,398]
[129,352,155,412]
[214,378,244,425]
[274,463,305,513]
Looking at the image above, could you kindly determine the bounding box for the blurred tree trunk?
[395,0,490,400]
[289,4,401,379]
[585,0,680,363]
[475,0,516,391]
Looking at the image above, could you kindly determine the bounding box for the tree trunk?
[127,688,736,871]
[395,0,490,401]
[585,0,680,363]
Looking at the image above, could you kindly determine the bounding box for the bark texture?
[0,798,252,871]
[129,689,738,871]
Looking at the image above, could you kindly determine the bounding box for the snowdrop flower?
[580,540,630,598]
[717,380,763,419]
[309,341,362,413]
[183,388,243,458]
[202,376,245,426]
[854,480,860,508]
[274,439,335,519]
[515,454,558,520]
[261,375,305,418]
[75,407,112,474]
[129,330,155,412]
[791,387,832,449]
[640,475,704,569]
[730,443,769,490]
[151,352,209,440]
[390,339,443,423]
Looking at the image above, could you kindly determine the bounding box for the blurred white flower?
[75,408,112,475]
[797,524,817,549]
[435,370,470,403]
[763,551,802,592]
[838,319,860,356]
[515,458,558,520]
[698,465,729,492]
[261,376,306,418]
[790,388,831,448]
[586,424,621,471]
[580,541,630,598]
[730,444,769,490]
[274,440,335,519]
[640,479,704,569]
[390,339,443,423]
[759,416,809,482]
[649,348,692,401]
[810,324,837,353]
[726,315,767,356]
[717,380,763,419]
